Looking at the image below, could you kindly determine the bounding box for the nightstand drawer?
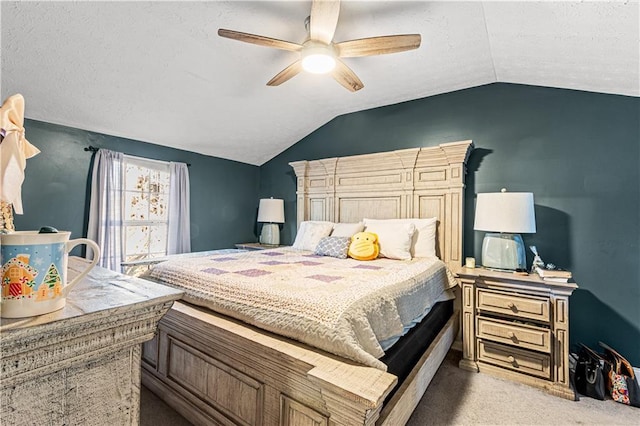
[477,317,551,353]
[478,340,551,379]
[476,288,550,322]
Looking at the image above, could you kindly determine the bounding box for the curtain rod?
[84,145,191,167]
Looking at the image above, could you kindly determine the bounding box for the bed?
[141,140,474,425]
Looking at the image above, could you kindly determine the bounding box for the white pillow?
[331,222,365,238]
[363,217,437,258]
[292,221,334,251]
[362,221,416,260]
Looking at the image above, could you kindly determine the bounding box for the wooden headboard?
[289,140,474,270]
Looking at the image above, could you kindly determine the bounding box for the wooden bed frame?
[142,140,474,425]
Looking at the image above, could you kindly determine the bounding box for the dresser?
[457,267,578,400]
[1,257,183,425]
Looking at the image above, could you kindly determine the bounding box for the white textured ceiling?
[2,1,638,166]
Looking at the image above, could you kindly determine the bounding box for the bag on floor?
[575,344,606,400]
[599,342,640,408]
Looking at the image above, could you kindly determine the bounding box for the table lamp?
[474,189,536,271]
[257,198,284,245]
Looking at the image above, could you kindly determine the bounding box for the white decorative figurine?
[529,245,545,273]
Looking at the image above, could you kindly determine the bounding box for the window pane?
[125,163,149,192]
[149,169,170,194]
[149,225,167,254]
[125,225,149,256]
[125,191,149,220]
[149,192,168,220]
[159,170,170,192]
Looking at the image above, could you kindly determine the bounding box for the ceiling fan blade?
[310,0,341,45]
[332,59,364,92]
[336,34,421,58]
[267,60,303,86]
[218,29,302,52]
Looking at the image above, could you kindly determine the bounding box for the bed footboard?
[142,302,457,426]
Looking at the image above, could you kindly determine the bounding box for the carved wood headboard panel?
[289,140,474,269]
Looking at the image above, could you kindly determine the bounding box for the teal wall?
[259,83,640,365]
[14,84,639,365]
[16,119,260,252]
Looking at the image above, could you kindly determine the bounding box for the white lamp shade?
[474,192,536,233]
[257,198,284,223]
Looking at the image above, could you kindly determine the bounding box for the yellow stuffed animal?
[348,232,379,261]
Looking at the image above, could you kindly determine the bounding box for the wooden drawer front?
[477,317,551,353]
[280,395,328,426]
[142,334,159,369]
[167,338,264,426]
[478,340,551,379]
[477,288,549,322]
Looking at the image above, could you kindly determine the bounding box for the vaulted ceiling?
[2,1,638,165]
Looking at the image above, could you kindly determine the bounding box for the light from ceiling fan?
[301,45,336,74]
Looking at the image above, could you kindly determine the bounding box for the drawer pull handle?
[507,355,516,363]
[507,331,515,339]
[507,302,517,311]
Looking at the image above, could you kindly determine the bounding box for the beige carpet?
[406,353,638,425]
[140,352,638,425]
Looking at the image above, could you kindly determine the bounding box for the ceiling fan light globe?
[302,54,336,74]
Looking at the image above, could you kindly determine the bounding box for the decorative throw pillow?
[331,222,365,238]
[362,221,416,260]
[314,236,351,259]
[363,217,437,258]
[348,232,379,261]
[292,221,334,251]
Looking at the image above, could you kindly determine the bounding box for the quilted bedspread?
[145,247,457,370]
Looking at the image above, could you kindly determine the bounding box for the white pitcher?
[0,231,100,318]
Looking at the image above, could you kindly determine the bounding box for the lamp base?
[481,233,526,271]
[259,223,280,246]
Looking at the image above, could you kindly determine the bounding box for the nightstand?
[235,242,281,250]
[456,267,578,400]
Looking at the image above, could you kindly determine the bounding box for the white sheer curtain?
[167,162,191,254]
[86,149,124,271]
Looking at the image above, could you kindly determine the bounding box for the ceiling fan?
[218,0,421,92]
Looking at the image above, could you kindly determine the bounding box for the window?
[123,156,170,275]
[88,148,190,274]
